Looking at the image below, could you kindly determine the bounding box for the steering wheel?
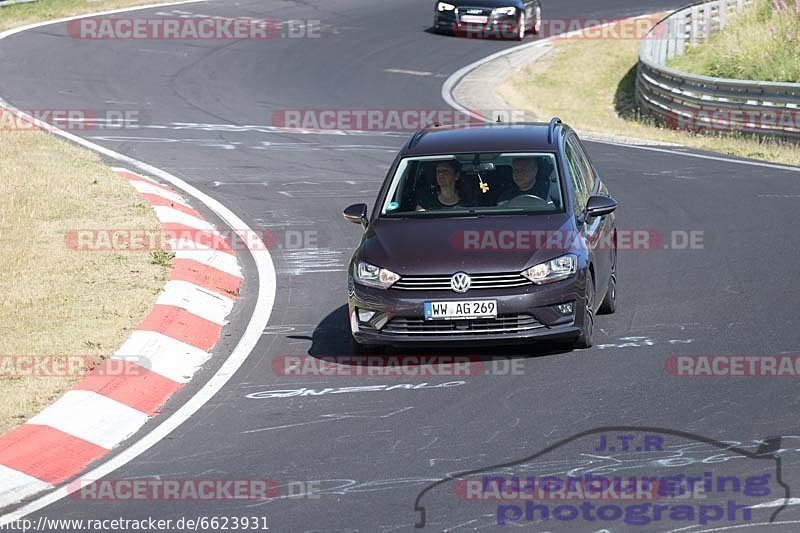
[504,194,550,208]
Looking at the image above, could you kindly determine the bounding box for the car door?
[565,133,612,303]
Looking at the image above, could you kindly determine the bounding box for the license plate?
[424,300,497,320]
[460,15,488,23]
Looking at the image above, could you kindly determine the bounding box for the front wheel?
[598,252,617,315]
[574,275,594,349]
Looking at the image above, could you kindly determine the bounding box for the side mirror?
[585,195,618,218]
[343,203,368,227]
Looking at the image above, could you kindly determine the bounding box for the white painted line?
[27,391,149,450]
[128,180,190,206]
[0,467,52,510]
[152,205,214,231]
[113,330,211,384]
[664,520,800,532]
[173,247,242,279]
[155,280,235,325]
[584,140,800,173]
[166,234,236,255]
[0,2,275,520]
[749,497,799,508]
[384,68,433,76]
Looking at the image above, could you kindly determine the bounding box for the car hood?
[360,214,575,276]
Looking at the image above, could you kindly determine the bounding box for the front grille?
[458,6,493,17]
[382,314,544,336]
[393,273,532,291]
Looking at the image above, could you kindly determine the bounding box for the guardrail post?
[676,12,685,56]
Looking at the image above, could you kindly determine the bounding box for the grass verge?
[497,19,800,167]
[0,0,175,32]
[668,0,800,83]
[0,110,169,433]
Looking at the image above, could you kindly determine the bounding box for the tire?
[598,251,617,315]
[533,4,542,34]
[574,275,594,349]
[515,13,526,40]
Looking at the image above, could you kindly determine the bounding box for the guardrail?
[0,0,38,7]
[0,0,37,7]
[636,0,800,141]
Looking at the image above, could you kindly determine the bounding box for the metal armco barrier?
[0,0,38,7]
[636,0,800,140]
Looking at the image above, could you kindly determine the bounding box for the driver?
[497,157,550,204]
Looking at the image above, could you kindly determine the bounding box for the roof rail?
[407,128,427,149]
[547,117,562,144]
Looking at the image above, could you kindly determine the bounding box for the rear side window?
[564,138,589,215]
[570,136,596,193]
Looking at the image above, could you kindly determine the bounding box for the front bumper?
[434,12,521,37]
[348,274,587,347]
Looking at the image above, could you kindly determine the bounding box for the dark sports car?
[433,0,542,40]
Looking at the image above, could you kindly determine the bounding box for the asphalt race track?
[2,0,800,531]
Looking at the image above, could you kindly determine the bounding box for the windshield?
[380,152,563,217]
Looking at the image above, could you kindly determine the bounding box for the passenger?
[417,160,465,210]
[497,157,550,204]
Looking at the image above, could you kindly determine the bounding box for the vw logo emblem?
[450,272,471,293]
[466,9,482,14]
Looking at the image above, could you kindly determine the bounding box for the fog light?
[373,315,388,330]
[357,309,376,323]
[555,302,574,316]
[350,309,359,334]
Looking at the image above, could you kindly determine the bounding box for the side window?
[572,136,596,193]
[564,138,589,215]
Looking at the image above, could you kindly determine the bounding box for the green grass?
[668,0,800,82]
[0,0,182,434]
[0,0,168,32]
[0,111,170,433]
[150,249,175,268]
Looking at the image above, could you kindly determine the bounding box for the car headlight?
[493,6,516,15]
[522,255,578,285]
[354,261,401,289]
[437,1,456,11]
